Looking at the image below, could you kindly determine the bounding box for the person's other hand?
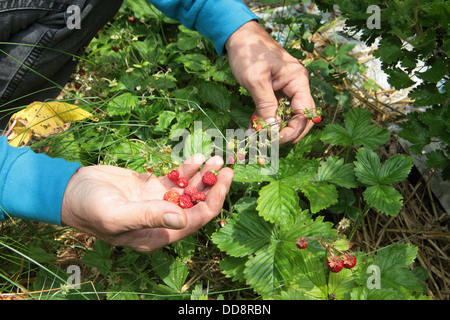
[61,154,233,252]
[226,21,316,144]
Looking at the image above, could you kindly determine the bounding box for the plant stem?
[348,203,371,241]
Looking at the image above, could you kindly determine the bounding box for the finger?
[280,84,316,144]
[111,200,187,231]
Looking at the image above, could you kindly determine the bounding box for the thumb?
[114,200,187,231]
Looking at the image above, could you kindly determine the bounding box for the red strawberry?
[163,190,180,205]
[75,83,82,89]
[176,176,189,188]
[342,253,357,269]
[296,237,308,249]
[312,116,322,124]
[128,16,136,23]
[202,171,217,186]
[255,123,264,131]
[112,46,120,52]
[179,194,194,209]
[183,185,197,197]
[327,254,344,273]
[168,170,179,182]
[250,115,259,127]
[192,191,206,202]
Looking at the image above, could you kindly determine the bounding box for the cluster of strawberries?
[296,236,357,273]
[163,169,217,209]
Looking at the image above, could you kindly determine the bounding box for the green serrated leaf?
[354,147,381,185]
[151,250,188,292]
[316,156,358,188]
[211,209,274,258]
[244,240,293,297]
[364,184,403,216]
[358,243,424,297]
[378,154,413,184]
[81,240,112,275]
[277,158,320,188]
[107,92,138,116]
[385,67,415,89]
[257,181,301,227]
[322,108,390,148]
[426,149,450,169]
[300,181,338,213]
[398,112,431,154]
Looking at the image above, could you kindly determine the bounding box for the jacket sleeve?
[0,137,81,225]
[148,0,258,55]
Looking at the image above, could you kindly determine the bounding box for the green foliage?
[0,0,431,301]
[314,0,450,180]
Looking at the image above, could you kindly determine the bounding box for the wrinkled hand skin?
[61,154,234,253]
[226,20,316,144]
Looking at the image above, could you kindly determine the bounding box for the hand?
[61,154,234,252]
[226,21,316,144]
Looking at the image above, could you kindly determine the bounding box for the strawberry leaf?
[356,243,426,298]
[300,181,338,213]
[151,250,189,292]
[354,147,413,215]
[211,198,274,258]
[363,184,404,216]
[321,108,390,149]
[378,154,414,184]
[257,181,301,227]
[315,156,358,188]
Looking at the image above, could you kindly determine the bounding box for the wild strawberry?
[112,46,120,52]
[327,254,344,273]
[250,115,259,127]
[192,191,206,202]
[296,237,308,249]
[128,16,136,23]
[163,190,180,205]
[342,253,357,269]
[75,83,82,89]
[79,69,86,76]
[255,123,264,131]
[237,152,245,161]
[168,169,179,182]
[219,220,227,228]
[257,157,265,166]
[176,176,189,188]
[179,194,194,209]
[202,171,217,186]
[183,185,197,198]
[312,116,322,124]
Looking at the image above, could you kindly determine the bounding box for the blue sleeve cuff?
[0,137,81,226]
[194,0,259,55]
[149,0,259,55]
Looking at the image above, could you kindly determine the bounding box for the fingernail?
[163,213,185,229]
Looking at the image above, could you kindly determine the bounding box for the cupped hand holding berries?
[61,154,233,253]
[226,21,317,144]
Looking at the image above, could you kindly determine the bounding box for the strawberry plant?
[0,0,439,301]
[314,0,450,180]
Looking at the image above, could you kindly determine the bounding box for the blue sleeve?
[0,137,81,225]
[148,0,258,55]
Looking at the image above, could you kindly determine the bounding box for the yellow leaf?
[6,101,97,147]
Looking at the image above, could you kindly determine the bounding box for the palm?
[62,154,233,252]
